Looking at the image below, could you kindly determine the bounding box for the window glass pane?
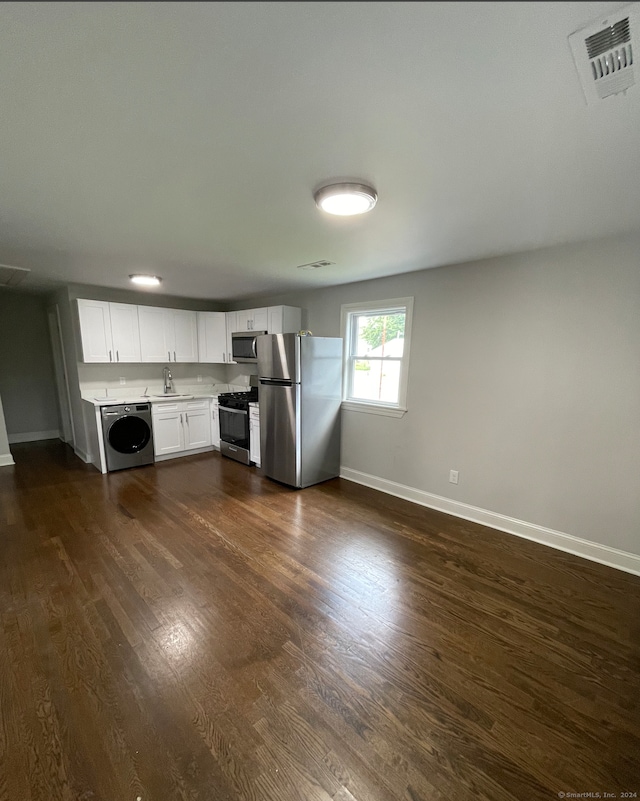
[353,312,405,357]
[350,358,401,404]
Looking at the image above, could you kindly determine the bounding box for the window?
[341,297,413,417]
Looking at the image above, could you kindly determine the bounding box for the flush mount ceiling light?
[314,183,378,216]
[129,274,162,286]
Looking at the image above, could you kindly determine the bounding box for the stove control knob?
[124,405,130,412]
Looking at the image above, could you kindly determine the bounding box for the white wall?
[0,394,13,466]
[231,231,640,559]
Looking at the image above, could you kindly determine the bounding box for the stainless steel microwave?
[231,331,267,363]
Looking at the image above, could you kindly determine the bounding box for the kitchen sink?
[151,394,194,399]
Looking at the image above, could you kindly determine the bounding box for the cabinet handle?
[168,351,171,361]
[228,352,232,362]
[223,352,226,362]
[109,350,112,362]
[174,351,176,361]
[116,350,119,362]
[180,413,183,424]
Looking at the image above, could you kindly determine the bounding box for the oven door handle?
[219,406,247,415]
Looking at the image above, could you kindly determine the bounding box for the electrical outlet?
[119,377,126,385]
[197,375,202,383]
[449,469,459,484]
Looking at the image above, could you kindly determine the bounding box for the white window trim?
[340,297,413,418]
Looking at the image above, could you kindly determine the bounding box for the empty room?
[0,3,638,800]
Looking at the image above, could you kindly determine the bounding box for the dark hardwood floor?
[1,440,639,801]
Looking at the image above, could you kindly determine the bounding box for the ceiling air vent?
[0,264,30,288]
[569,3,639,103]
[297,260,335,271]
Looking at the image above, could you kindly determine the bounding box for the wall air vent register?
[569,3,639,104]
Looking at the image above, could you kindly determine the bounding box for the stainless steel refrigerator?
[256,333,342,488]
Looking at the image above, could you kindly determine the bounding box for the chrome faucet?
[163,366,174,394]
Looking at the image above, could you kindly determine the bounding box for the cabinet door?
[109,303,141,363]
[249,414,261,466]
[268,305,302,335]
[251,307,268,332]
[225,312,237,364]
[211,404,220,449]
[236,310,252,332]
[183,409,211,450]
[172,310,198,362]
[197,312,227,363]
[152,411,184,455]
[77,299,113,363]
[139,306,171,362]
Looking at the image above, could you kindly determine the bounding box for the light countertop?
[83,393,222,407]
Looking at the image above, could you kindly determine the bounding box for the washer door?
[108,415,151,454]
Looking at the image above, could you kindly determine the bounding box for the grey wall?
[0,394,12,465]
[0,290,60,438]
[231,231,640,556]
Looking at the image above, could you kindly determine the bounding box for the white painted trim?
[0,453,15,467]
[340,467,640,577]
[340,296,414,414]
[8,430,60,444]
[341,401,406,418]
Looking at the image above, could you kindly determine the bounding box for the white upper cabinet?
[139,307,198,363]
[251,307,268,331]
[109,303,141,362]
[139,306,170,362]
[197,312,227,363]
[268,305,302,335]
[78,298,303,366]
[171,309,198,362]
[77,300,113,363]
[77,299,140,363]
[225,311,238,364]
[235,307,268,332]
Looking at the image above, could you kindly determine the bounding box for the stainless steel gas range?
[218,387,258,465]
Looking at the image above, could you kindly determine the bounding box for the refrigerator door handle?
[259,378,293,387]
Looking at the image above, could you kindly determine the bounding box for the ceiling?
[0,1,638,300]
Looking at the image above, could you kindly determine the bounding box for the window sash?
[341,297,413,414]
[348,309,406,359]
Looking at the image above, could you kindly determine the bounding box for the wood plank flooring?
[1,440,639,801]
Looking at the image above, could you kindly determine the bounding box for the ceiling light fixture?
[314,183,378,216]
[129,274,162,286]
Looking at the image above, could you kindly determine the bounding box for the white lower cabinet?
[152,408,184,456]
[249,403,260,466]
[211,403,220,449]
[183,407,210,449]
[152,399,212,459]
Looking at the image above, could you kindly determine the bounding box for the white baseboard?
[340,467,640,577]
[74,446,91,464]
[0,453,15,467]
[8,429,60,444]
